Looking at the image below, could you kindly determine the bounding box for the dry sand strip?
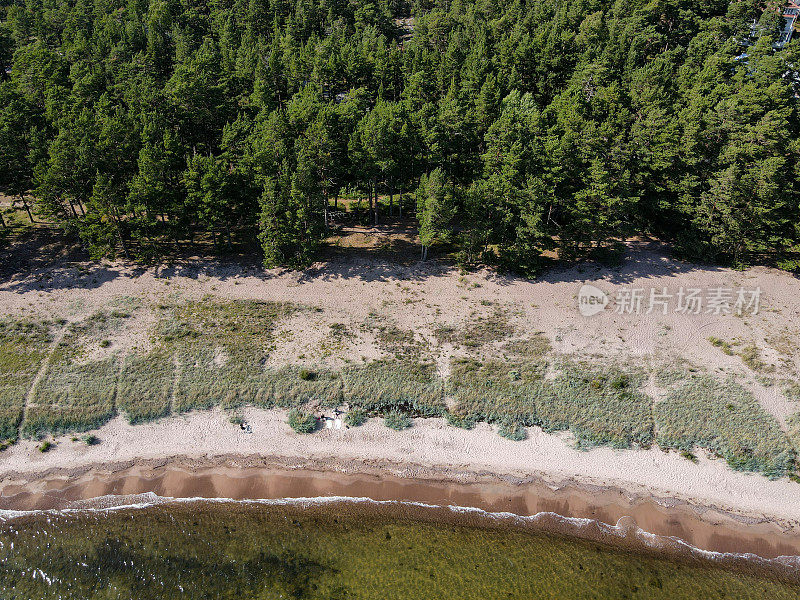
[2,407,800,560]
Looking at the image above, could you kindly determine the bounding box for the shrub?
[384,411,411,430]
[497,421,526,441]
[344,407,367,427]
[82,434,99,445]
[287,409,317,434]
[299,368,315,381]
[38,441,53,452]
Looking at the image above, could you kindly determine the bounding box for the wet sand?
[1,453,799,574]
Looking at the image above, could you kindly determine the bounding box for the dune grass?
[0,319,52,439]
[447,358,652,448]
[654,375,795,478]
[172,355,344,412]
[156,298,297,347]
[8,298,797,482]
[158,299,299,412]
[174,347,260,412]
[255,367,344,409]
[446,358,544,429]
[342,360,445,417]
[24,316,121,437]
[538,362,653,449]
[117,351,175,423]
[25,352,119,436]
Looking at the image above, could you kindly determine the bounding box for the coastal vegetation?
[0,318,51,438]
[287,408,318,434]
[1,0,798,271]
[24,316,119,436]
[383,410,412,430]
[4,297,800,480]
[655,375,795,478]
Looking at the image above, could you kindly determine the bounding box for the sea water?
[0,497,798,599]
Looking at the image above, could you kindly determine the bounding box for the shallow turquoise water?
[0,499,797,599]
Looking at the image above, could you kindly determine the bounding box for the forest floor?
[2,221,800,550]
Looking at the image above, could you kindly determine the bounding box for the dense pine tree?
[0,0,797,270]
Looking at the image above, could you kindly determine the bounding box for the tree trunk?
[323,189,329,229]
[373,178,378,226]
[112,209,130,260]
[68,199,79,219]
[398,187,402,218]
[389,179,394,217]
[0,210,6,229]
[20,195,34,223]
[367,187,373,224]
[173,219,181,251]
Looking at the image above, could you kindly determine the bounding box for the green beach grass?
[654,375,795,478]
[24,316,120,437]
[5,300,798,481]
[0,319,52,439]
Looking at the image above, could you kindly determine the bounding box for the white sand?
[2,408,800,527]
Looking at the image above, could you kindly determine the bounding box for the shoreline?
[2,407,800,575]
[3,451,800,568]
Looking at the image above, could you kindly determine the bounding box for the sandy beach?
[2,408,800,562]
[2,241,800,564]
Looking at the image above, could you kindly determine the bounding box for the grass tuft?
[287,408,318,434]
[383,410,412,430]
[435,308,513,349]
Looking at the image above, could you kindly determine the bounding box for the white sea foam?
[1,494,798,570]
